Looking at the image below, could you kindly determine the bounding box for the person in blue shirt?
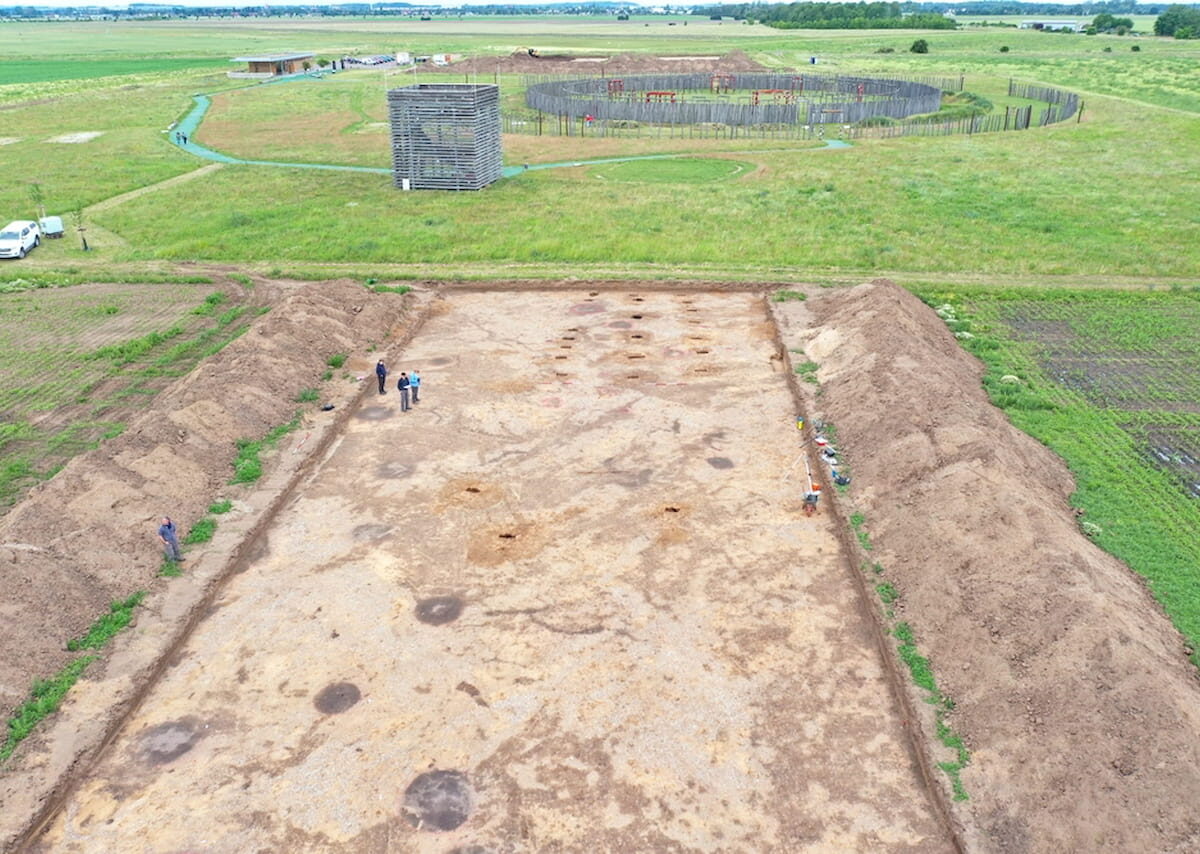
[410,370,421,404]
[397,372,410,411]
[375,360,388,395]
[158,516,182,562]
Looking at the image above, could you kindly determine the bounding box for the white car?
[0,220,40,259]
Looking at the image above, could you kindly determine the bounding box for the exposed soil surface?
[32,291,949,853]
[0,280,416,717]
[448,49,770,76]
[776,280,1200,853]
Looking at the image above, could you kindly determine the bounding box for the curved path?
[170,77,850,181]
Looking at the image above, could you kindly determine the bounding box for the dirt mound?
[0,280,415,716]
[446,49,771,76]
[785,280,1200,852]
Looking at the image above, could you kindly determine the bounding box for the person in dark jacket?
[397,372,410,411]
[376,360,388,394]
[158,516,182,562]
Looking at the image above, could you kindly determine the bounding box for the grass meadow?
[0,19,1194,281]
[89,89,1198,281]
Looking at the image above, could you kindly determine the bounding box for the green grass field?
[0,57,226,86]
[0,20,1193,281]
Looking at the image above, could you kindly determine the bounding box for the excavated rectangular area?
[35,291,950,853]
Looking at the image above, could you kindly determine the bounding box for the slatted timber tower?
[387,83,502,191]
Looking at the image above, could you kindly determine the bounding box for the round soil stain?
[569,302,606,315]
[356,406,393,421]
[139,718,202,765]
[352,523,392,541]
[314,682,361,714]
[707,457,734,469]
[402,769,473,831]
[377,461,415,480]
[415,596,464,626]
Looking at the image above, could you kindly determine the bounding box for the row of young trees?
[699,2,956,29]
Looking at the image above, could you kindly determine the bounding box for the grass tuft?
[230,413,303,486]
[67,592,146,651]
[183,517,216,545]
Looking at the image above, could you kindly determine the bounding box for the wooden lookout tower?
[387,84,503,191]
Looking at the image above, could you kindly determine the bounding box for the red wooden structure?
[751,89,794,105]
[645,91,677,103]
[607,78,624,95]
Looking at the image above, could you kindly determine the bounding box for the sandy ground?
[34,291,949,853]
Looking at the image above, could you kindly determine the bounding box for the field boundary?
[2,294,438,853]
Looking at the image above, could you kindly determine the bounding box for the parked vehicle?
[0,220,40,259]
[39,216,65,239]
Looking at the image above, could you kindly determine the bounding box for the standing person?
[397,372,410,412]
[409,369,421,404]
[375,359,388,395]
[158,516,183,562]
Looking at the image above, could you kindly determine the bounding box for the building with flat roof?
[1019,20,1083,32]
[229,53,315,79]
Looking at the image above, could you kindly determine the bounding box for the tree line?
[699,2,956,30]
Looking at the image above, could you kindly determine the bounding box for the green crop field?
[917,288,1200,666]
[0,58,226,86]
[0,281,258,509]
